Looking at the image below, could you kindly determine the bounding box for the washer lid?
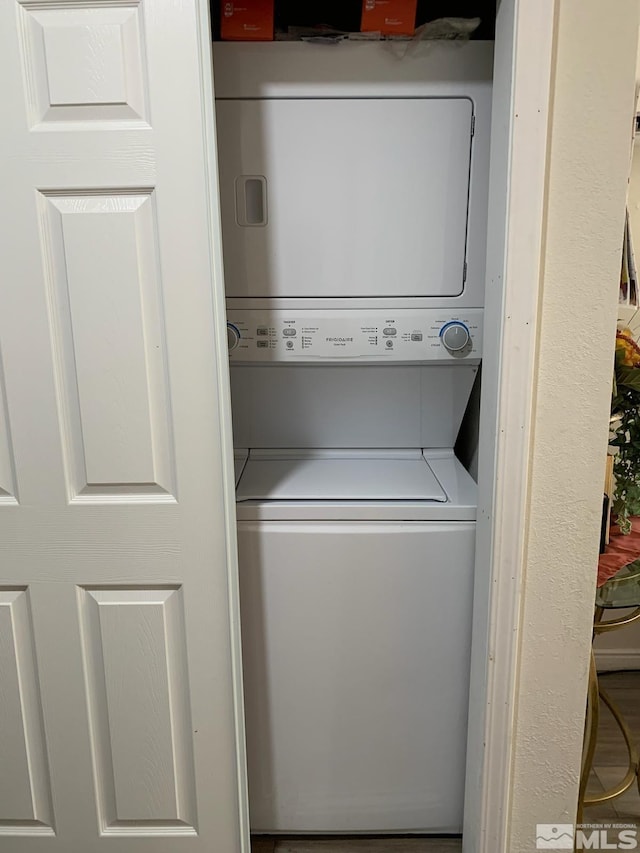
[236,449,447,502]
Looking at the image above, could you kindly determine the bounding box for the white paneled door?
[0,0,247,849]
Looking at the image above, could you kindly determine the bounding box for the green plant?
[611,334,640,533]
[611,393,640,533]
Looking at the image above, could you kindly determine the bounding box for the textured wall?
[508,2,639,848]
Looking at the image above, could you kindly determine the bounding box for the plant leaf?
[617,367,640,391]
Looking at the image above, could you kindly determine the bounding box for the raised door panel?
[17,1,149,126]
[0,589,53,834]
[0,350,18,503]
[79,587,196,834]
[39,190,175,501]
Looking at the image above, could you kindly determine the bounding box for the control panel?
[226,310,483,362]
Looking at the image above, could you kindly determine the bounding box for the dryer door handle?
[235,175,267,227]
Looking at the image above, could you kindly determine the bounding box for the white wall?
[507,1,639,848]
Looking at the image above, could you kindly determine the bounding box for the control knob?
[227,323,240,351]
[440,321,470,353]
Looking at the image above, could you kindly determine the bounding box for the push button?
[283,328,297,337]
[383,327,397,336]
[257,327,268,336]
[411,332,423,342]
[386,340,394,349]
[257,341,268,348]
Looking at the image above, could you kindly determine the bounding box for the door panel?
[16,2,150,127]
[0,359,17,502]
[0,589,54,832]
[0,0,246,847]
[217,97,473,299]
[40,190,175,500]
[79,588,197,833]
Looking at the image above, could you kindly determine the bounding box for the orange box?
[360,0,417,36]
[220,0,274,41]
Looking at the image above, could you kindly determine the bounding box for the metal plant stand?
[579,560,640,824]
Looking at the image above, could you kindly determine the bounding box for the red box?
[360,0,417,36]
[220,0,274,41]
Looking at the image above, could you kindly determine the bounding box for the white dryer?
[213,41,492,311]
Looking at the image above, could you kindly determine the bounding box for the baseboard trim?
[595,649,640,671]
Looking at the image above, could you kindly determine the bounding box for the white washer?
[234,448,476,833]
[215,40,491,836]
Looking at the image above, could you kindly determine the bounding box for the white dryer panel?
[227,308,483,362]
[216,97,473,299]
[229,363,478,450]
[238,519,475,833]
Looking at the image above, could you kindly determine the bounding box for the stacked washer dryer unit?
[214,41,492,835]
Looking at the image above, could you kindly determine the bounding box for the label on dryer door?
[227,309,483,362]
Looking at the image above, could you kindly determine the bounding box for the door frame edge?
[194,3,252,851]
[464,1,557,850]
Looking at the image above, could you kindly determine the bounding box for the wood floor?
[585,670,640,823]
[252,840,462,853]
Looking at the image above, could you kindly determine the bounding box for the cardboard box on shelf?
[221,0,274,41]
[360,0,417,36]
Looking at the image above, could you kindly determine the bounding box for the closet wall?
[507,1,639,840]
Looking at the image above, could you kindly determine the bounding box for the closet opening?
[210,2,497,846]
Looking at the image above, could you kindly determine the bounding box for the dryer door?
[216,97,473,299]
